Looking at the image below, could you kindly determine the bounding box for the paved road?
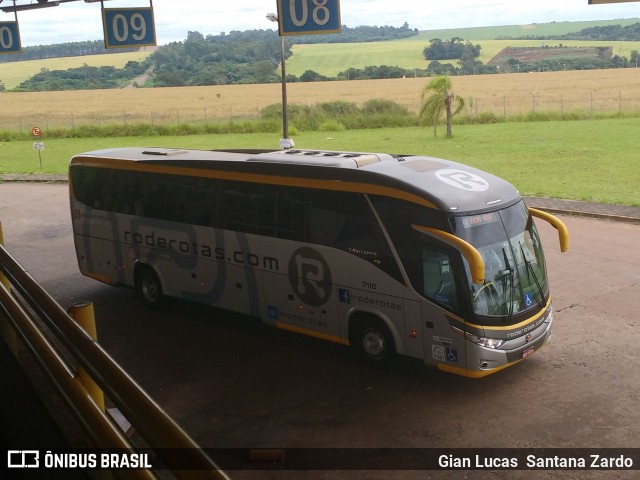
[1,183,639,479]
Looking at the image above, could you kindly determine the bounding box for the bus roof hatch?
[247,149,394,168]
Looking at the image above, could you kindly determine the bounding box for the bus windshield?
[454,201,548,319]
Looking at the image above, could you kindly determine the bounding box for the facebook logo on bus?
[338,288,351,304]
[267,306,279,320]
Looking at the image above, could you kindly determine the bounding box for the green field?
[288,37,429,76]
[286,35,640,77]
[287,25,640,77]
[418,18,640,41]
[2,119,639,207]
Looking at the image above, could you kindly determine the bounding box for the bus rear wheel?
[136,266,163,308]
[354,318,396,367]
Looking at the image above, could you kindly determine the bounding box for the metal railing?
[0,238,230,480]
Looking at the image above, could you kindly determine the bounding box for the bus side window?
[308,190,404,283]
[277,189,312,241]
[422,247,458,311]
[219,181,276,236]
[195,181,219,227]
[309,206,345,245]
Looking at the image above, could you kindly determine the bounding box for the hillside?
[1,18,640,89]
[418,17,640,40]
[286,36,640,77]
[287,19,640,76]
[0,50,153,90]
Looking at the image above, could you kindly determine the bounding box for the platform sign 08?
[276,0,341,36]
[102,7,156,49]
[0,22,21,54]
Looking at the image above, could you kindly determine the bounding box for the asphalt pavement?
[2,173,639,224]
[2,180,640,479]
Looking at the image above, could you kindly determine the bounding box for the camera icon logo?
[7,450,40,468]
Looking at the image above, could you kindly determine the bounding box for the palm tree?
[418,76,465,138]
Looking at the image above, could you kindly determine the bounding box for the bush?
[6,97,637,142]
[317,101,358,116]
[318,121,346,132]
[259,103,284,120]
[455,112,500,125]
[362,98,410,116]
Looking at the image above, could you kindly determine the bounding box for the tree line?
[421,37,493,76]
[16,62,149,91]
[502,21,640,41]
[6,24,419,91]
[0,40,138,64]
[420,33,638,76]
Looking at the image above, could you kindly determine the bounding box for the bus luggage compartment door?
[422,306,468,373]
[262,269,341,342]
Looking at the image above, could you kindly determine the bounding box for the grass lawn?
[1,118,639,206]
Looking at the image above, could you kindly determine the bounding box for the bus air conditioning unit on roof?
[248,149,393,168]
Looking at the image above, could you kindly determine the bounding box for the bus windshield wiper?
[501,247,514,322]
[520,242,545,307]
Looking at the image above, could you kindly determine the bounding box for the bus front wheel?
[136,266,163,308]
[353,318,396,367]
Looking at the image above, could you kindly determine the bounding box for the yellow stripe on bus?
[276,322,350,346]
[445,297,551,333]
[438,361,519,378]
[439,336,550,378]
[83,271,111,284]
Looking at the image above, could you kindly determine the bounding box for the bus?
[69,147,568,378]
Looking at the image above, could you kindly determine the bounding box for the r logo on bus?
[288,247,332,306]
[436,169,489,192]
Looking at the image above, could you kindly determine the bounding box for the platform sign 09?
[0,22,21,54]
[102,7,156,49]
[276,0,341,36]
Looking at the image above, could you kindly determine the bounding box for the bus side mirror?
[412,225,485,284]
[528,208,569,253]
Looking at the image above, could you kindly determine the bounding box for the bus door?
[262,246,341,342]
[417,245,469,372]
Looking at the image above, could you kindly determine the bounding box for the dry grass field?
[1,68,639,130]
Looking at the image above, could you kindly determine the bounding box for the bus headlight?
[465,332,505,350]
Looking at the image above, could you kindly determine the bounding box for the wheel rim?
[362,328,386,359]
[141,276,160,303]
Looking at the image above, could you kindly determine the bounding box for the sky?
[3,0,640,47]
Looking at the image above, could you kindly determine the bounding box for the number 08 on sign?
[102,7,156,49]
[276,0,341,36]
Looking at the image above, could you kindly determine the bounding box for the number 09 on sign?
[277,0,341,35]
[102,8,156,48]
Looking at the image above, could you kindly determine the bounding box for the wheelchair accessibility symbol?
[524,293,533,308]
[446,347,458,363]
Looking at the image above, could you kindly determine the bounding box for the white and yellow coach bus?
[69,147,568,377]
